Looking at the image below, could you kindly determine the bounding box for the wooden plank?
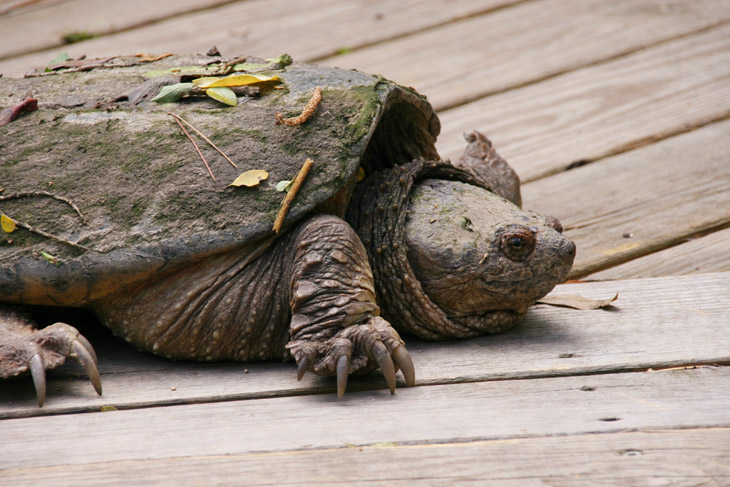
[2,272,729,417]
[522,119,730,278]
[0,0,519,77]
[3,428,728,487]
[0,0,234,59]
[588,227,730,281]
[319,0,730,111]
[436,23,730,181]
[1,366,729,470]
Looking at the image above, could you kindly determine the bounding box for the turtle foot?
[0,307,101,407]
[287,316,415,398]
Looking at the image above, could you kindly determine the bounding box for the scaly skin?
[0,214,414,403]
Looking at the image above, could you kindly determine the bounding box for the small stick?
[275,87,322,126]
[273,158,314,234]
[0,191,86,223]
[171,115,215,180]
[0,97,38,127]
[168,112,238,168]
[10,218,93,252]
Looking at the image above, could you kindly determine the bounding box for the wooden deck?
[1,1,729,485]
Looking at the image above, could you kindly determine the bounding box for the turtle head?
[404,178,575,322]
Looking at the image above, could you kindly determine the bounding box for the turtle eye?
[500,227,536,261]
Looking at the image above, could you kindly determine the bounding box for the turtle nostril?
[562,240,576,265]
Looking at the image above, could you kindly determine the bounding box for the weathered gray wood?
[0,0,519,77]
[522,119,730,278]
[437,23,730,181]
[1,366,729,470]
[320,0,730,111]
[2,272,729,418]
[588,227,730,281]
[0,0,234,59]
[2,428,727,487]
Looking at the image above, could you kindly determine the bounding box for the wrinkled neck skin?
[348,161,514,340]
[348,161,573,340]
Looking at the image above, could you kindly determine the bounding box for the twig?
[275,87,322,126]
[167,112,238,168]
[0,191,86,223]
[0,97,37,127]
[273,158,314,234]
[171,116,215,180]
[10,217,93,252]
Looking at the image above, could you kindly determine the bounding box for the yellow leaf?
[208,74,279,88]
[192,76,221,89]
[1,213,17,233]
[230,169,269,187]
[205,87,237,106]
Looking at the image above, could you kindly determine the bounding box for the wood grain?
[320,0,730,111]
[2,273,729,418]
[0,0,519,77]
[437,23,730,181]
[522,119,730,278]
[0,0,234,59]
[1,365,729,470]
[3,428,727,487]
[588,227,730,281]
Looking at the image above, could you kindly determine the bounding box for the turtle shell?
[0,54,439,305]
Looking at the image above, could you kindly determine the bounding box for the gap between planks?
[0,0,521,77]
[523,118,730,278]
[2,273,729,419]
[1,365,729,471]
[2,428,728,487]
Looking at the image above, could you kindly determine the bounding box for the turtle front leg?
[285,215,415,397]
[0,305,101,406]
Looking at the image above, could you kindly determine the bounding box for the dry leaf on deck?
[230,170,269,187]
[537,293,618,310]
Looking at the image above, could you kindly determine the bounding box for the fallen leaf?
[276,180,293,192]
[46,51,70,68]
[230,169,269,187]
[1,213,17,233]
[191,76,222,89]
[39,250,60,265]
[151,83,193,103]
[100,405,118,412]
[537,293,618,310]
[208,73,279,88]
[205,86,237,106]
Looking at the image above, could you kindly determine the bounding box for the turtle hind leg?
[0,305,101,406]
[453,130,522,207]
[285,215,415,397]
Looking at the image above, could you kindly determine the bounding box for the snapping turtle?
[0,55,575,404]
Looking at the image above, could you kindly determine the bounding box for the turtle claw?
[0,309,102,407]
[392,346,415,387]
[72,339,102,395]
[287,316,415,397]
[336,355,350,398]
[373,341,396,393]
[296,356,309,381]
[29,353,46,407]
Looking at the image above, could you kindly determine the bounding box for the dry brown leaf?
[537,293,618,310]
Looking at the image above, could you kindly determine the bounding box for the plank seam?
[2,426,728,474]
[3,361,728,421]
[576,219,730,280]
[436,19,730,115]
